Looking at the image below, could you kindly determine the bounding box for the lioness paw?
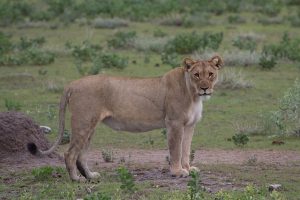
[170,168,189,178]
[71,175,87,182]
[189,166,200,172]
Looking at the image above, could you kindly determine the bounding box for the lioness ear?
[183,57,195,71]
[210,55,223,69]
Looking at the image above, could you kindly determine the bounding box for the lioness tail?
[27,87,71,156]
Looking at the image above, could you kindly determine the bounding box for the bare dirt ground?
[2,148,299,192]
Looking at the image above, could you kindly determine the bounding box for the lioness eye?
[194,73,200,78]
[209,72,213,77]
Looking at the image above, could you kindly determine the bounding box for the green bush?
[260,1,282,17]
[0,32,12,54]
[66,41,102,61]
[153,29,167,37]
[259,53,277,70]
[232,37,257,52]
[23,48,55,65]
[268,80,300,136]
[161,52,180,68]
[159,14,193,27]
[232,133,249,147]
[90,53,128,74]
[207,0,226,15]
[0,36,55,66]
[187,170,204,200]
[107,31,136,49]
[17,36,46,51]
[228,15,246,24]
[117,166,136,194]
[262,33,300,62]
[0,1,32,26]
[164,32,223,54]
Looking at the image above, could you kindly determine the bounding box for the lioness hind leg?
[65,115,98,181]
[76,128,100,179]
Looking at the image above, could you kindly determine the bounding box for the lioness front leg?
[181,125,199,172]
[166,120,189,177]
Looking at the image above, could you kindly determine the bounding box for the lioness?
[28,55,223,181]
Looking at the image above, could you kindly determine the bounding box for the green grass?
[0,23,300,149]
[1,164,297,200]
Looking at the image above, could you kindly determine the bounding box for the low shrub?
[107,31,136,49]
[263,33,300,62]
[257,17,284,25]
[187,13,212,26]
[216,69,253,89]
[117,166,136,194]
[91,53,128,72]
[235,32,265,43]
[0,32,12,54]
[17,36,46,50]
[92,17,129,29]
[0,36,55,66]
[259,1,282,17]
[193,50,260,67]
[158,14,193,27]
[65,40,102,61]
[207,0,226,15]
[161,52,180,68]
[232,36,257,52]
[232,133,249,147]
[251,80,300,136]
[153,29,167,37]
[187,170,204,200]
[24,48,55,65]
[228,15,246,24]
[259,53,277,70]
[0,1,33,26]
[164,32,223,54]
[75,52,128,76]
[133,37,168,53]
[288,16,300,27]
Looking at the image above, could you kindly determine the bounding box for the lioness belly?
[102,116,164,132]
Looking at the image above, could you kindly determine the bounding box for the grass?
[0,163,298,199]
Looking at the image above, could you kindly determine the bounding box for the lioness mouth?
[199,93,211,96]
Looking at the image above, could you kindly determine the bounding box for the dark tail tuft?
[27,143,38,155]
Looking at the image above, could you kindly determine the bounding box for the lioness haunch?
[28,56,223,181]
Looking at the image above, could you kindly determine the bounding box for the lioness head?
[183,55,223,100]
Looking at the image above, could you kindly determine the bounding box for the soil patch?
[0,111,62,168]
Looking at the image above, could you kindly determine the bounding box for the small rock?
[40,125,52,134]
[269,184,282,192]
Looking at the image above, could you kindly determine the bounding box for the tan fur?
[33,55,223,181]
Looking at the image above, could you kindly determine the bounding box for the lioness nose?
[201,87,209,91]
